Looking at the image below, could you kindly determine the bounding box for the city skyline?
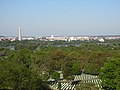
[0,0,120,36]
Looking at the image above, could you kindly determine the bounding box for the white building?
[18,26,22,41]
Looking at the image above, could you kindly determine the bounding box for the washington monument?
[18,26,22,41]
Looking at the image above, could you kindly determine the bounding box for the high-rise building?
[18,26,22,41]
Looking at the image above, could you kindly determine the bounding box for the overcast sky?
[0,0,120,36]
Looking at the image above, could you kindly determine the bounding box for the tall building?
[18,26,22,41]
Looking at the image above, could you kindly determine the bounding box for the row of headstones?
[61,83,76,90]
[74,74,98,80]
[51,80,102,90]
[50,82,58,89]
[82,79,102,88]
[50,74,102,90]
[50,82,76,90]
[74,74,102,89]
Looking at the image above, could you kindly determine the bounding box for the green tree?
[51,72,60,80]
[99,58,120,90]
[0,61,50,90]
[62,61,72,78]
[71,63,81,75]
[84,63,100,75]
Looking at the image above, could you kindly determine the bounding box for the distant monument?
[18,26,22,41]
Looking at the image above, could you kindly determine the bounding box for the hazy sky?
[0,0,120,36]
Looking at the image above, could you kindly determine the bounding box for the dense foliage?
[51,72,60,80]
[0,60,50,89]
[0,39,120,89]
[99,58,120,90]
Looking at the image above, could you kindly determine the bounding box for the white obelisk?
[18,26,22,41]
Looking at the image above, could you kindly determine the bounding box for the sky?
[0,0,120,36]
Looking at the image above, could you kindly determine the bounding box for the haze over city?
[0,0,120,36]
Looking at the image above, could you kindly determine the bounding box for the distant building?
[18,26,22,41]
[98,38,104,42]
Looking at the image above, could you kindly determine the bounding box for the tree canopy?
[99,58,120,90]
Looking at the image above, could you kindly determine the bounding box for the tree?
[99,58,120,90]
[71,63,81,75]
[51,72,60,80]
[62,61,72,79]
[0,61,50,90]
[84,63,100,75]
